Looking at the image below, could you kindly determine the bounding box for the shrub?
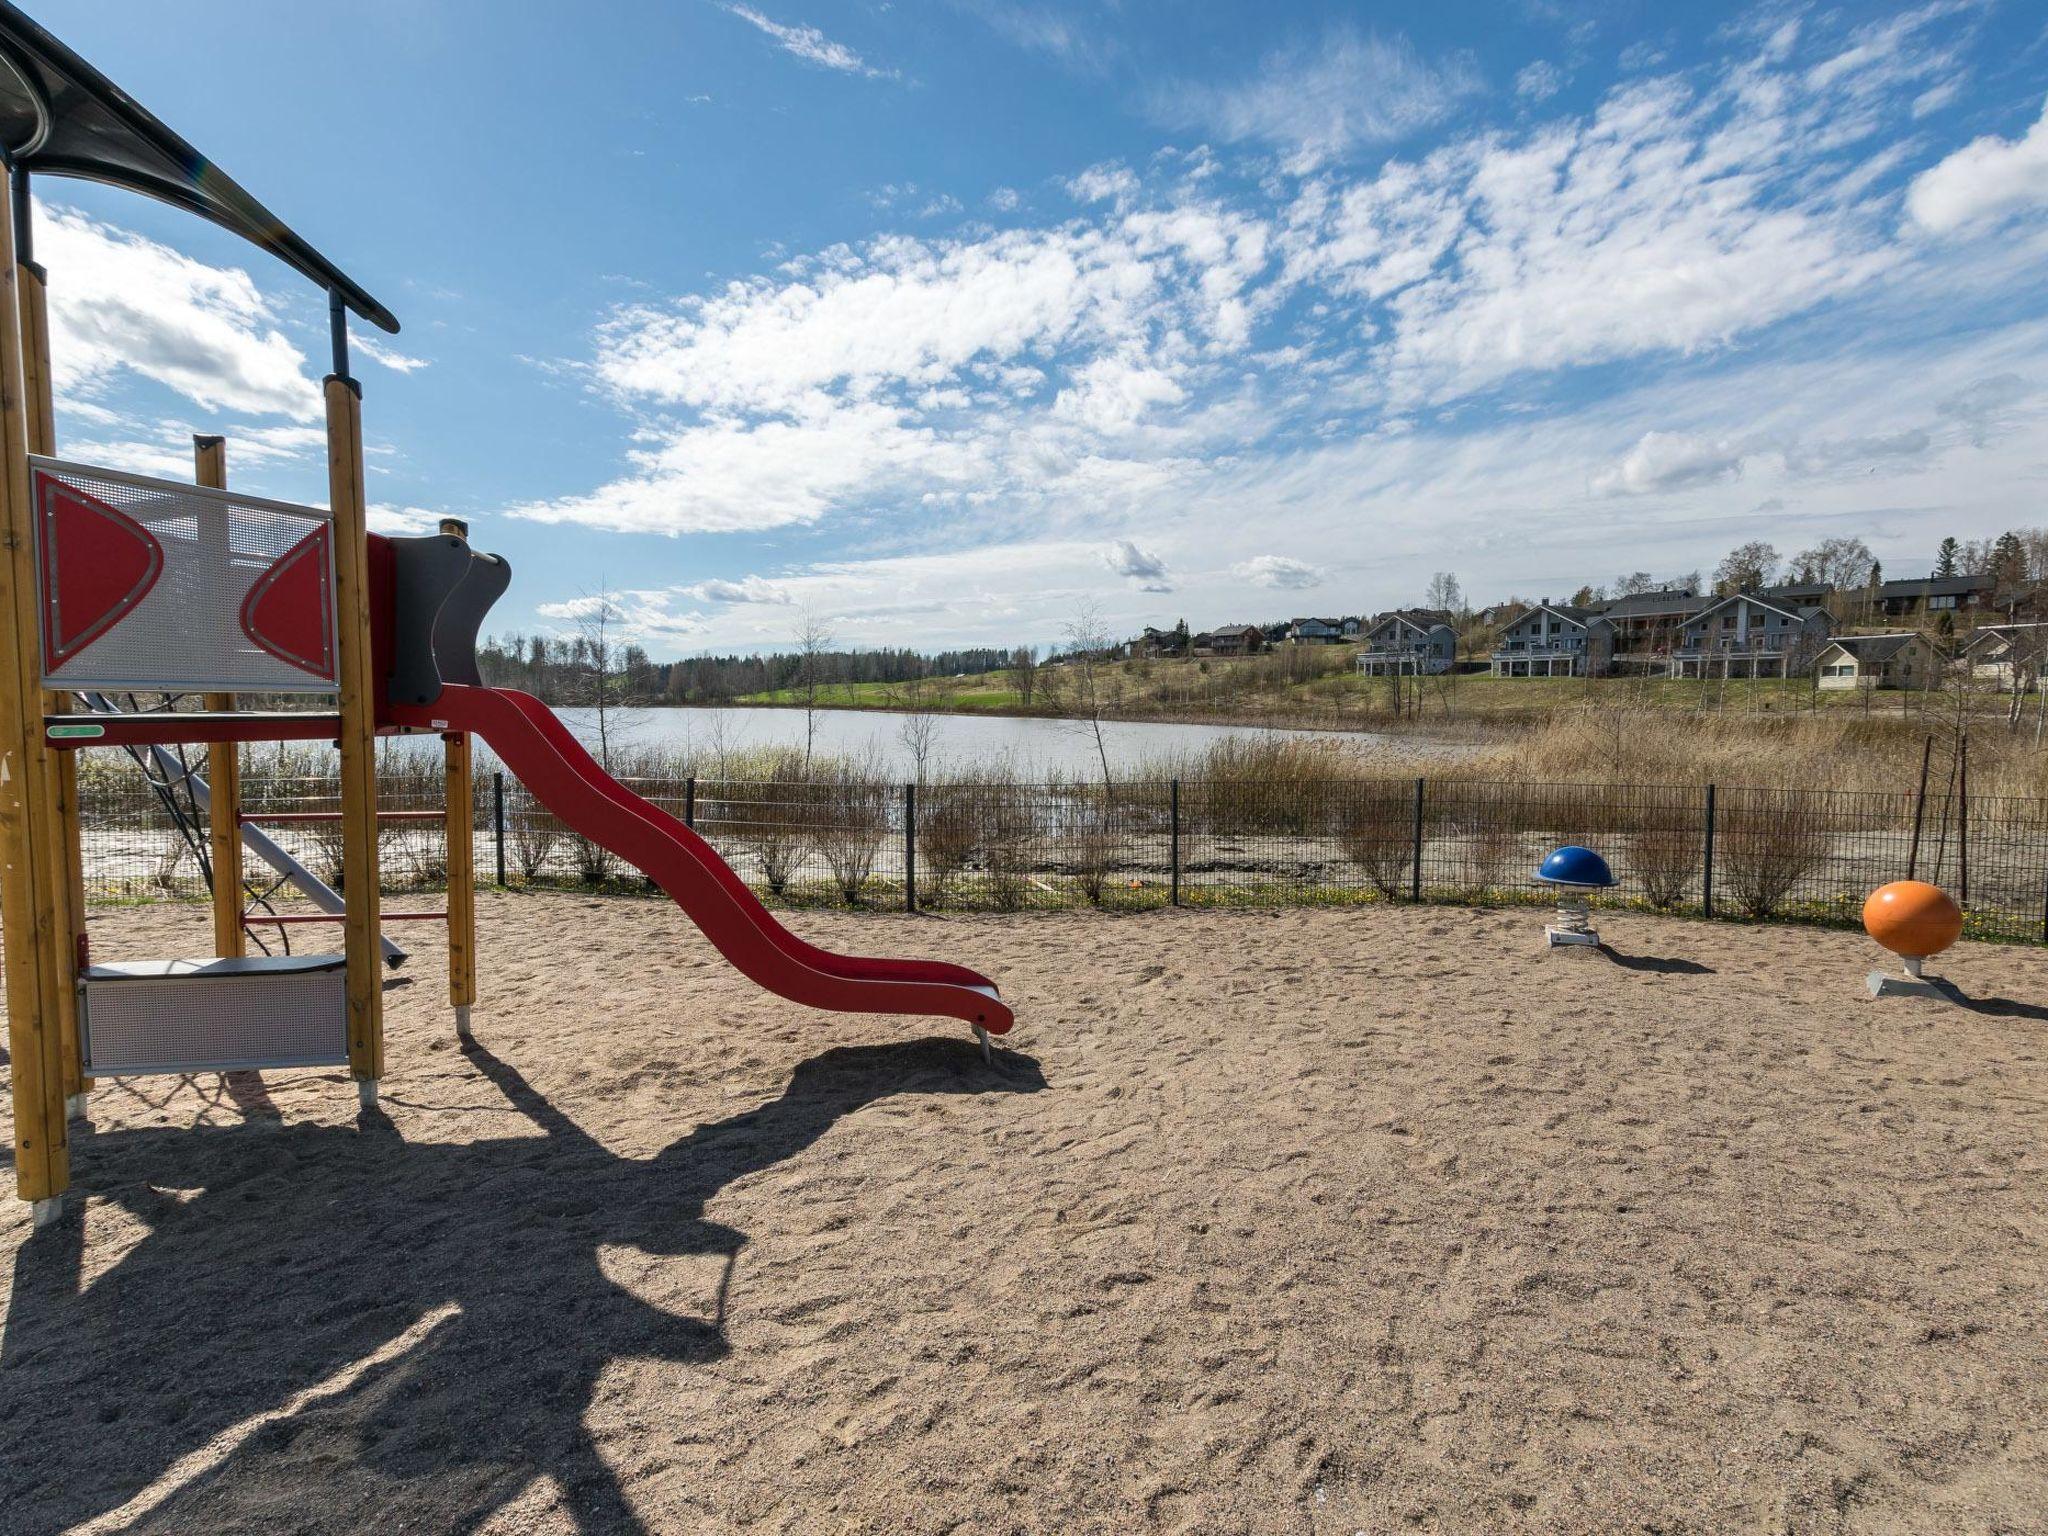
[1718,791,1830,918]
[1336,781,1413,896]
[1628,802,1701,910]
[812,761,891,905]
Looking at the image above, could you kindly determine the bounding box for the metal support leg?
[357,1078,379,1109]
[64,1091,87,1122]
[31,1196,61,1228]
[973,1024,992,1064]
[454,1004,472,1042]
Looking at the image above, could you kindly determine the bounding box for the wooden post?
[1702,784,1717,919]
[17,239,87,1118]
[325,371,384,1097]
[193,434,246,959]
[444,731,476,1038]
[0,180,71,1219]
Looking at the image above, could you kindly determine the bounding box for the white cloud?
[350,332,432,374]
[719,4,894,78]
[988,186,1023,213]
[37,203,319,421]
[1907,96,2048,234]
[1236,555,1323,589]
[367,505,452,535]
[675,575,794,604]
[1156,29,1483,167]
[1515,60,1565,102]
[1103,538,1173,592]
[1591,431,1747,495]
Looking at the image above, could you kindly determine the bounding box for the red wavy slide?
[390,684,1012,1036]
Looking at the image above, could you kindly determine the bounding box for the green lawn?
[730,658,1940,724]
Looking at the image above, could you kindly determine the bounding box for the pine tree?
[1934,537,1960,578]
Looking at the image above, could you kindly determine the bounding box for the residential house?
[1813,633,1941,691]
[1355,609,1457,676]
[1488,601,1595,677]
[1961,622,2048,691]
[1339,616,1363,638]
[1874,573,1996,623]
[1192,624,1264,657]
[1586,588,1709,669]
[1669,592,1832,678]
[1136,625,1188,658]
[1286,617,1348,645]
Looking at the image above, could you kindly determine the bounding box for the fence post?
[1410,777,1425,902]
[1908,735,1931,878]
[684,775,696,830]
[1702,783,1716,919]
[492,770,506,888]
[1170,779,1181,907]
[904,782,917,912]
[1958,735,1969,907]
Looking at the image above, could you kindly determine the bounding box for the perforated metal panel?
[80,955,348,1075]
[31,455,339,692]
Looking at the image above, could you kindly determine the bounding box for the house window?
[1929,595,1957,610]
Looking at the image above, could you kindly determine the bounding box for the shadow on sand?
[0,1037,1043,1534]
[1925,976,2048,1021]
[1594,944,1715,976]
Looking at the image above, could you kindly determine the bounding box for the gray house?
[1355,609,1457,676]
[1961,622,2048,691]
[1489,602,1595,677]
[1669,592,1832,678]
[1287,617,1347,644]
[1814,632,1940,691]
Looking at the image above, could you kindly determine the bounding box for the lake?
[513,705,1450,779]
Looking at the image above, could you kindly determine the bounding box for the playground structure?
[0,7,1008,1227]
[1863,879,1965,1000]
[1534,844,1617,948]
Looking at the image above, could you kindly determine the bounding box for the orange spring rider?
[1862,880,1963,980]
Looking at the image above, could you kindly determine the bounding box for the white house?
[1489,602,1595,677]
[1669,592,1832,678]
[1961,622,2048,691]
[1355,609,1457,676]
[1813,632,1940,691]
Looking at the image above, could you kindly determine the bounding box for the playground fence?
[72,766,2042,944]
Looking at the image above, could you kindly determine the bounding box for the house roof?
[1684,591,1817,627]
[1509,603,1595,624]
[1371,607,1453,631]
[1821,633,1926,662]
[1590,589,1706,619]
[1761,581,1833,603]
[1877,573,1995,599]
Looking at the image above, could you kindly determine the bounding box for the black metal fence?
[74,767,2042,943]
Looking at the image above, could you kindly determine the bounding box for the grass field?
[734,656,1969,728]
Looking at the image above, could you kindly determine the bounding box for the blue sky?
[29,0,2048,654]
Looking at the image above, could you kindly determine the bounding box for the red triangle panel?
[36,475,164,669]
[239,523,337,680]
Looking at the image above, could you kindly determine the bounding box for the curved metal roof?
[0,2,398,333]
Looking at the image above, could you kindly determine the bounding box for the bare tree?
[793,607,834,771]
[892,674,941,783]
[1714,541,1779,594]
[1011,645,1039,707]
[1423,571,1464,616]
[571,585,629,771]
[1791,536,1876,591]
[1061,601,1117,788]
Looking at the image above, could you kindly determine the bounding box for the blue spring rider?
[1534,845,1617,947]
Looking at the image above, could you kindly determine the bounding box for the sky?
[27,0,2048,656]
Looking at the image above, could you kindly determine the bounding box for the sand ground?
[2,893,2045,1534]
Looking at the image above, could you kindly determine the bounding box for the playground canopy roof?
[0,2,398,333]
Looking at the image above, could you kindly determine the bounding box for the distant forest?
[475,632,1012,706]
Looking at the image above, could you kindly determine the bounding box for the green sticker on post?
[48,723,105,740]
